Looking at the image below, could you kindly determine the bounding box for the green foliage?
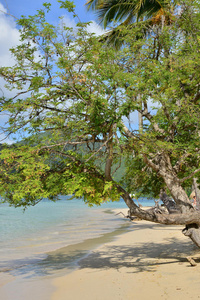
[58,0,76,12]
[122,154,164,198]
[1,0,200,208]
[86,0,176,48]
[86,0,169,27]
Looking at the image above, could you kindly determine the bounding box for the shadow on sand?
[2,222,199,278]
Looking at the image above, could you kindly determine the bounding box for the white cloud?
[86,20,105,36]
[60,15,105,36]
[0,3,20,67]
[60,15,77,29]
[0,3,21,144]
[0,6,106,144]
[0,2,6,14]
[0,2,21,99]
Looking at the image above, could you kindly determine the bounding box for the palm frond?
[100,1,137,28]
[137,0,169,19]
[86,0,175,48]
[86,0,165,27]
[85,0,104,10]
[99,18,153,49]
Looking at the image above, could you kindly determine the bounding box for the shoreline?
[1,208,131,274]
[2,207,200,299]
[52,218,200,300]
[38,219,132,278]
[0,209,131,300]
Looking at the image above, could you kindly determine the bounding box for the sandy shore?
[1,208,200,300]
[52,209,200,300]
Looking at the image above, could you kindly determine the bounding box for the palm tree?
[86,0,171,131]
[86,0,175,47]
[86,0,169,26]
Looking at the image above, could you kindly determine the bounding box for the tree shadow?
[78,237,197,274]
[2,222,199,278]
[1,223,130,278]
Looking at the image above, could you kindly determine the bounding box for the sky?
[0,0,139,143]
[2,0,97,22]
[0,0,104,144]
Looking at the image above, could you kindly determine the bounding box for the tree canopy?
[86,0,176,47]
[1,0,200,234]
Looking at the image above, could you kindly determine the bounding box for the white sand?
[1,208,200,300]
[52,217,200,300]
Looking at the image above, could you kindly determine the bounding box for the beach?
[52,211,200,300]
[1,207,200,299]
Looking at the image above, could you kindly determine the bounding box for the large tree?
[86,0,176,47]
[1,0,200,247]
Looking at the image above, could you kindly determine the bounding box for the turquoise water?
[0,196,155,271]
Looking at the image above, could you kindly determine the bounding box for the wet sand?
[1,209,200,300]
[0,215,129,300]
[52,210,200,300]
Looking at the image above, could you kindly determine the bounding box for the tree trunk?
[182,224,200,248]
[117,150,200,249]
[118,185,200,249]
[181,179,200,247]
[193,178,200,210]
[159,191,200,248]
[138,111,143,135]
[159,192,181,214]
[163,175,193,213]
[143,153,193,212]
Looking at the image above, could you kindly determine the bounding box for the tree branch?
[173,152,191,173]
[130,207,200,226]
[138,106,165,135]
[85,135,113,163]
[105,126,114,180]
[143,154,160,173]
[179,168,200,183]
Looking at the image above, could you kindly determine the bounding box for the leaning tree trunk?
[155,156,200,248]
[117,166,200,249]
[182,224,200,248]
[160,192,200,248]
[182,179,200,248]
[193,178,200,210]
[159,192,181,213]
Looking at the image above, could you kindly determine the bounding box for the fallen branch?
[115,211,138,221]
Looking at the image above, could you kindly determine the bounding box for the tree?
[1,0,200,247]
[86,0,167,25]
[86,0,175,47]
[86,0,176,135]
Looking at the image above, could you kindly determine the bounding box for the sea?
[0,196,155,276]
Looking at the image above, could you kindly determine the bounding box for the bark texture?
[193,178,200,210]
[118,186,200,249]
[159,192,181,214]
[182,224,200,248]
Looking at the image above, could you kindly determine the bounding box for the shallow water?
[0,196,155,273]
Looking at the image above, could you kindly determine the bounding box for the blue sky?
[3,0,97,23]
[0,0,139,143]
[0,0,105,143]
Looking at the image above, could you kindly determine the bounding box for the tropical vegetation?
[1,0,200,247]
